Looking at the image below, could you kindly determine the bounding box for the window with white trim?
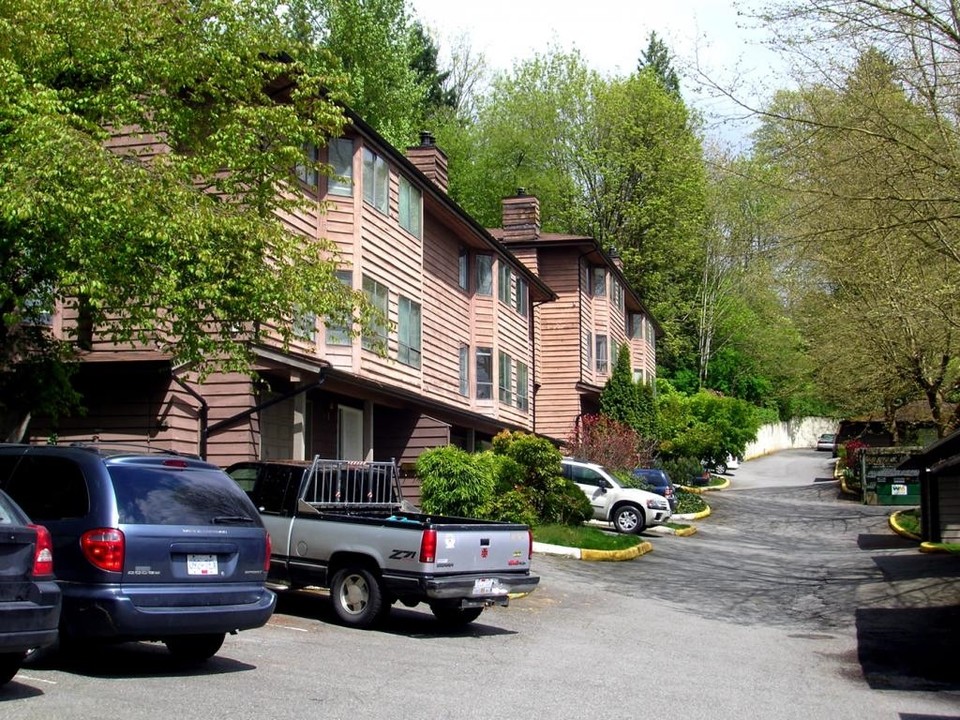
[361,275,388,351]
[476,347,492,400]
[514,276,528,317]
[398,176,422,238]
[459,344,469,396]
[458,249,469,291]
[476,254,493,296]
[498,351,512,406]
[398,296,422,368]
[327,138,353,196]
[295,143,319,187]
[498,261,512,305]
[595,334,608,374]
[591,267,606,297]
[326,270,353,346]
[362,147,389,214]
[516,361,529,412]
[293,307,316,341]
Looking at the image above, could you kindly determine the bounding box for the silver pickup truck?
[226,457,540,628]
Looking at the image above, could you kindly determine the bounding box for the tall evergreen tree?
[638,31,681,96]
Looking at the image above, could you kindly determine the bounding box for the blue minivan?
[0,444,275,663]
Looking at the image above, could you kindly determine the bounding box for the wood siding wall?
[939,475,960,542]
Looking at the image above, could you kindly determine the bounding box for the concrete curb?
[678,477,730,494]
[532,539,653,561]
[673,506,711,521]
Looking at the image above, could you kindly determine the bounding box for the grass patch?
[896,507,921,536]
[664,522,691,531]
[533,524,642,551]
[676,489,707,514]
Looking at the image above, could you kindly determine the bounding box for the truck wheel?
[0,652,24,686]
[430,603,483,628]
[612,504,645,534]
[330,567,386,628]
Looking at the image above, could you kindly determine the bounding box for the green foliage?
[658,456,704,486]
[484,488,538,527]
[415,445,494,518]
[532,524,642,551]
[638,31,680,96]
[674,487,707,514]
[0,0,372,437]
[540,481,593,526]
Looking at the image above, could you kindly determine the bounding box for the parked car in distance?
[816,433,837,452]
[631,468,678,512]
[0,444,276,663]
[0,489,60,685]
[705,454,739,475]
[561,458,671,534]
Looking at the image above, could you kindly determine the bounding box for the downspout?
[171,374,209,460]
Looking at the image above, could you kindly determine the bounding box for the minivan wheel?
[612,504,645,534]
[0,652,24,686]
[330,566,386,628]
[164,633,225,663]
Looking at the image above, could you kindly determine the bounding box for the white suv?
[561,458,672,534]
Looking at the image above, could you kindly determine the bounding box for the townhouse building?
[492,193,660,444]
[26,112,554,475]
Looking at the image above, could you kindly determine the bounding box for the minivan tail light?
[264,531,272,572]
[419,528,437,564]
[29,524,55,577]
[80,528,125,572]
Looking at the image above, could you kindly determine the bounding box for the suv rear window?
[109,466,259,525]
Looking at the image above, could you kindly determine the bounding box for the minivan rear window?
[109,466,260,525]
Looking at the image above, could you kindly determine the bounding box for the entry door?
[338,405,363,461]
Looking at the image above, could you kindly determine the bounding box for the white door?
[338,405,363,461]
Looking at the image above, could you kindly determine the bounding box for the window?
[293,307,316,341]
[21,285,54,327]
[476,254,493,295]
[514,276,528,317]
[592,267,606,297]
[647,319,656,350]
[595,334,608,374]
[326,270,353,346]
[498,261,512,305]
[398,176,422,238]
[633,368,644,383]
[612,280,624,311]
[458,249,469,291]
[328,138,353,196]
[362,275,389,351]
[498,351,512,405]
[362,147,389,214]
[585,331,592,368]
[516,361,529,411]
[476,347,492,400]
[4,456,89,520]
[629,313,643,339]
[398,296,422,368]
[295,143,319,186]
[459,344,469,396]
[611,342,619,370]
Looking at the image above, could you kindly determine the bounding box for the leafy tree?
[600,344,643,431]
[0,0,370,439]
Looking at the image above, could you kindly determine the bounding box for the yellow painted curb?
[580,541,652,561]
[888,510,921,542]
[919,542,942,553]
[674,526,697,537]
[703,477,730,491]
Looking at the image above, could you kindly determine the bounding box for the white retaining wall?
[744,417,838,459]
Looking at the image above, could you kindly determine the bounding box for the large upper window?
[361,275,389,351]
[328,138,353,196]
[362,148,389,214]
[326,270,353,346]
[398,296,422,368]
[476,254,493,296]
[498,351,512,406]
[612,280,624,311]
[476,347,492,400]
[591,267,607,297]
[498,262,512,305]
[629,313,643,339]
[398,176,422,238]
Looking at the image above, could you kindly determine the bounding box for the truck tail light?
[528,528,534,557]
[80,528,125,572]
[29,524,55,577]
[264,531,272,572]
[419,528,437,564]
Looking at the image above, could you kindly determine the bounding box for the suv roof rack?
[65,442,200,459]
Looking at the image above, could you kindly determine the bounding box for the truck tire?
[612,504,645,534]
[164,633,225,663]
[330,566,386,628]
[430,603,483,628]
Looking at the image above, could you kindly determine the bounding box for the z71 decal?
[389,549,417,560]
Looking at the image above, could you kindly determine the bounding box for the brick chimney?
[501,189,540,243]
[406,131,449,193]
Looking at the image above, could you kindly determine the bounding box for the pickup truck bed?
[227,458,540,628]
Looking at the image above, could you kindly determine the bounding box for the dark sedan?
[0,489,60,686]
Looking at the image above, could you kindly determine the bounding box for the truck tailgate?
[432,525,532,573]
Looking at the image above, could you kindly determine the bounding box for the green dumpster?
[864,468,921,506]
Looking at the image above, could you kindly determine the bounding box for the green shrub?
[540,480,593,525]
[484,488,538,527]
[659,456,703,486]
[416,445,494,517]
[675,488,707,514]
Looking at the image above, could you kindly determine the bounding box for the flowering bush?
[564,414,656,471]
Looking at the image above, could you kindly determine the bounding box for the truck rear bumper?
[383,573,540,602]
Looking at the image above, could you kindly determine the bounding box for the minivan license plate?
[187,554,218,576]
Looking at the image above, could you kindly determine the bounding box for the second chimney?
[406,131,449,193]
[501,189,541,243]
